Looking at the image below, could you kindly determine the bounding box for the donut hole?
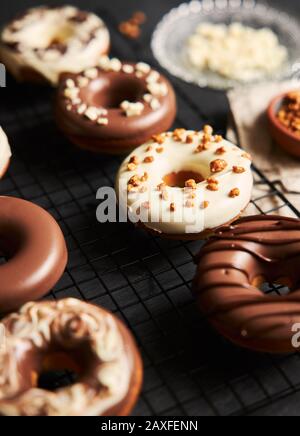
[253,276,292,297]
[83,76,145,109]
[163,171,204,188]
[32,346,97,392]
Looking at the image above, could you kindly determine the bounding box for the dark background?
[1,0,300,417]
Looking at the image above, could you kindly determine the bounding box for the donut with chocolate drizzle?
[193,215,300,353]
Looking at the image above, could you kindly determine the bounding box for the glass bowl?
[151,0,300,90]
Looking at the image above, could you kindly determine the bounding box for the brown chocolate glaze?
[0,197,67,312]
[55,64,176,154]
[193,215,300,354]
[0,299,143,416]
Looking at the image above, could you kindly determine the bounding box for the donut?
[193,215,300,354]
[0,197,67,312]
[0,127,11,178]
[55,56,176,154]
[0,6,110,85]
[0,298,143,416]
[116,127,253,239]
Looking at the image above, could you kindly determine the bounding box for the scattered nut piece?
[152,134,165,145]
[144,156,154,163]
[186,134,194,144]
[170,203,176,212]
[242,152,252,161]
[173,129,186,142]
[119,21,141,39]
[129,156,139,165]
[185,179,197,189]
[203,125,213,135]
[229,188,240,198]
[210,159,228,173]
[156,147,164,154]
[233,166,246,174]
[127,163,137,171]
[215,146,226,155]
[214,135,223,143]
[201,201,210,209]
[141,172,149,182]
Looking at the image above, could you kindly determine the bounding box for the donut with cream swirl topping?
[0,298,143,416]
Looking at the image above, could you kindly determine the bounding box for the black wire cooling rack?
[1,0,300,417]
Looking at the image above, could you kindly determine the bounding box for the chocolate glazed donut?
[193,215,300,354]
[0,197,67,312]
[55,59,176,154]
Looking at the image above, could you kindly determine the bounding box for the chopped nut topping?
[121,101,144,117]
[144,156,154,163]
[173,129,186,142]
[146,145,153,152]
[214,135,223,143]
[127,163,137,171]
[203,125,213,135]
[186,134,194,144]
[201,201,210,209]
[207,183,219,192]
[210,159,228,173]
[185,179,197,189]
[129,156,139,165]
[119,21,141,39]
[129,175,140,187]
[170,202,176,212]
[152,134,165,144]
[229,188,240,198]
[156,147,164,154]
[207,177,219,184]
[141,172,149,182]
[84,67,98,79]
[215,146,226,155]
[233,166,246,174]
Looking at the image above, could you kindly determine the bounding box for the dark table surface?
[1,0,300,417]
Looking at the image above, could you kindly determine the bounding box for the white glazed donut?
[116,127,253,238]
[0,6,110,85]
[0,127,11,178]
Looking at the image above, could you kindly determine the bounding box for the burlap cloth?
[227,81,300,218]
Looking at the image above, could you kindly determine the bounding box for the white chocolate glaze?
[0,299,133,416]
[0,127,11,177]
[116,129,253,235]
[0,6,110,85]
